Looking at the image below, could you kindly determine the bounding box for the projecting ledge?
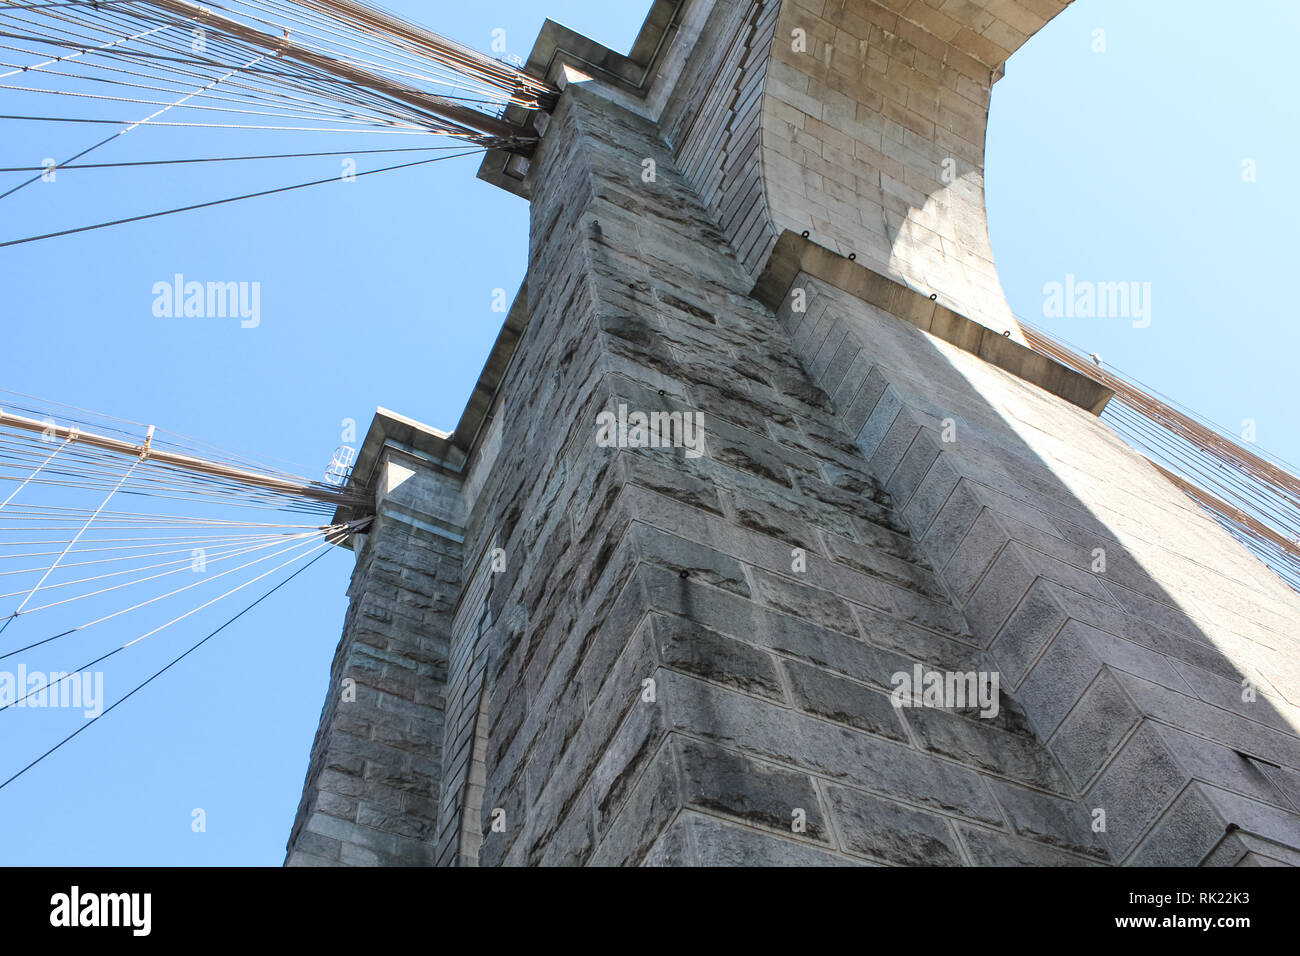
[477,1,683,198]
[752,230,1114,417]
[328,407,466,543]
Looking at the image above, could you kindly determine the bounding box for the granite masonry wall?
[285,447,463,866]
[772,273,1300,863]
[458,86,1113,866]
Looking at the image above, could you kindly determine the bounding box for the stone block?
[825,783,964,865]
[782,658,908,741]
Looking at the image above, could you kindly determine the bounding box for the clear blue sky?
[0,0,1293,865]
[987,0,1300,464]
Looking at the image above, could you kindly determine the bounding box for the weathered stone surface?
[655,811,862,866]
[675,737,832,844]
[782,659,908,741]
[285,445,460,867]
[650,614,785,702]
[825,784,964,865]
[985,779,1108,860]
[904,704,1071,793]
[958,825,1105,867]
[1048,668,1142,790]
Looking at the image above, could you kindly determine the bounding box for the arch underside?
[667,0,1072,339]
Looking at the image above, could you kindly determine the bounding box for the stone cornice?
[752,230,1113,416]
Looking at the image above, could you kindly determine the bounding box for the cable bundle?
[1023,322,1300,594]
[0,0,553,244]
[0,388,371,789]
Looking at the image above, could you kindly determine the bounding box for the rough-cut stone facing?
[773,269,1300,865]
[449,83,1104,868]
[285,449,461,867]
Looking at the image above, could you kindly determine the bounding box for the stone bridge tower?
[285,0,1300,866]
